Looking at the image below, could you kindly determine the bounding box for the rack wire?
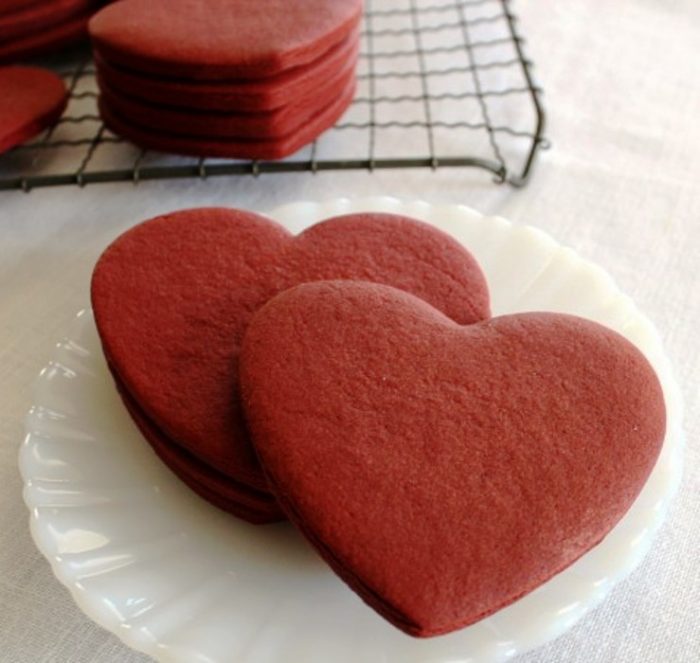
[0,0,547,192]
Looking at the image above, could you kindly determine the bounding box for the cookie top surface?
[91,208,490,492]
[0,66,67,153]
[89,0,364,80]
[239,280,666,636]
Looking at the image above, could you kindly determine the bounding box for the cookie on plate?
[91,208,490,522]
[239,280,666,636]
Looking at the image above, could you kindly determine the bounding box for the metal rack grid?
[0,0,547,192]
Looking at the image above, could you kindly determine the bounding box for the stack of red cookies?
[92,207,666,638]
[88,0,363,159]
[0,0,108,64]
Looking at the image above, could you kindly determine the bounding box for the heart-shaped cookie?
[0,66,66,154]
[239,281,666,636]
[91,208,490,521]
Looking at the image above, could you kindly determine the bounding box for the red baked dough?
[89,0,364,80]
[0,0,43,18]
[0,12,90,64]
[0,0,95,42]
[92,33,359,113]
[239,280,666,636]
[91,208,490,500]
[96,55,357,140]
[111,368,283,523]
[98,78,356,159]
[0,66,66,154]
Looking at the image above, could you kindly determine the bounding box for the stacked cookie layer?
[88,0,363,159]
[0,0,108,64]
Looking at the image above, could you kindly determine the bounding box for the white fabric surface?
[1,1,699,661]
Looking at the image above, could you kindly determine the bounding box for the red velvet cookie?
[98,79,356,159]
[89,0,364,80]
[0,66,66,153]
[0,0,95,42]
[92,33,359,113]
[112,369,283,523]
[0,0,43,17]
[96,55,356,140]
[0,12,90,64]
[239,280,666,636]
[91,208,490,518]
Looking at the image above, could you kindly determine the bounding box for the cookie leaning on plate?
[91,208,491,522]
[239,280,667,637]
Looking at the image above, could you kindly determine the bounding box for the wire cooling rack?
[0,0,547,192]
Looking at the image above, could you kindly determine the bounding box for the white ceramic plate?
[20,198,683,663]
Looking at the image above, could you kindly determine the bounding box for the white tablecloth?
[1,1,698,661]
